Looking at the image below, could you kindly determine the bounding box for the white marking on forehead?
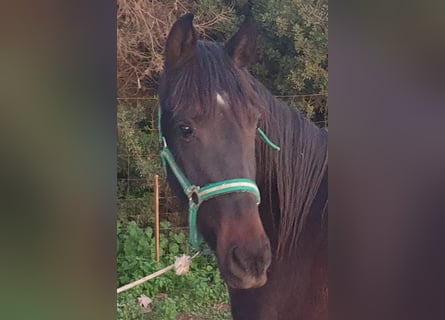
[216,92,227,106]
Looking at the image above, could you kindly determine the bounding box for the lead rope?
[117,251,201,294]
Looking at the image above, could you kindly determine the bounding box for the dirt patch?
[176,303,231,320]
[213,303,230,313]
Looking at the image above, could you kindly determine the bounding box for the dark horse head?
[158,14,272,289]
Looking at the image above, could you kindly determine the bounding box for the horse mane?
[253,79,328,257]
[159,41,261,123]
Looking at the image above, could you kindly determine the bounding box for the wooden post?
[154,175,160,263]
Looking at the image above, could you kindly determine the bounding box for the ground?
[176,303,231,320]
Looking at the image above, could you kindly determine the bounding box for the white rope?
[117,252,200,294]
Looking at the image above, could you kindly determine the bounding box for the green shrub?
[117,222,230,319]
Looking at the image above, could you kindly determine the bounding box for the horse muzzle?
[217,230,272,289]
[226,241,272,289]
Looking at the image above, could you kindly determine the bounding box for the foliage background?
[117,0,327,318]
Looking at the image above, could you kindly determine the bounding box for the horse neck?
[255,87,328,255]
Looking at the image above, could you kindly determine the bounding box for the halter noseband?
[158,106,278,250]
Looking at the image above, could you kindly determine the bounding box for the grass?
[117,221,231,320]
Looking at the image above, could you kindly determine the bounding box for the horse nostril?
[231,247,248,273]
[229,243,271,277]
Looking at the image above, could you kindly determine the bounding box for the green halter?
[158,106,279,250]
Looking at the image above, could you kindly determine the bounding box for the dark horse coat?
[158,13,328,320]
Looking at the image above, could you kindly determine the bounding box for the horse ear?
[164,13,197,71]
[225,15,257,68]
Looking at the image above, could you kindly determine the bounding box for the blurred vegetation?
[117,0,327,97]
[252,0,328,95]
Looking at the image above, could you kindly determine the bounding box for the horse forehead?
[215,91,228,107]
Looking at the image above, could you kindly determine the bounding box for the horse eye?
[179,125,193,139]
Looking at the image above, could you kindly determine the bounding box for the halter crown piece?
[158,106,279,250]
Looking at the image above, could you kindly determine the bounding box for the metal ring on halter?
[188,187,201,205]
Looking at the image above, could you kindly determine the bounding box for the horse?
[157,13,328,320]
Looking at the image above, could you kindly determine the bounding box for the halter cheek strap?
[158,106,278,250]
[257,128,281,151]
[160,146,260,249]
